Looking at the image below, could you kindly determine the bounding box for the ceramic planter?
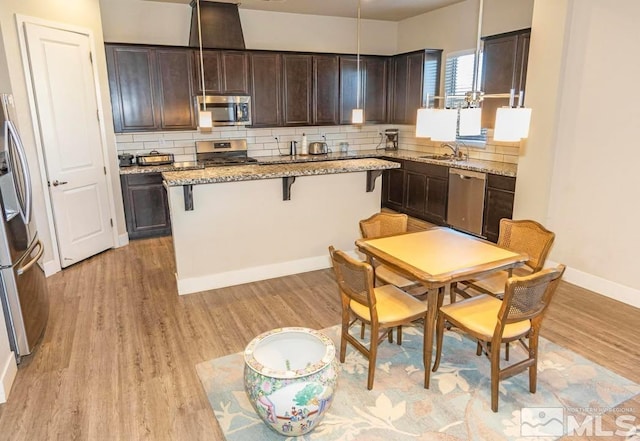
[243,327,338,436]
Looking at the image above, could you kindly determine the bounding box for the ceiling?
[144,0,467,21]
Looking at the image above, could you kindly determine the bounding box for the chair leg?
[449,283,457,303]
[397,325,402,345]
[360,322,365,339]
[367,323,379,390]
[505,342,510,361]
[490,339,501,413]
[529,332,539,394]
[476,341,483,356]
[432,312,446,372]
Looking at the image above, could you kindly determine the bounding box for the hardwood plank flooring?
[0,233,637,440]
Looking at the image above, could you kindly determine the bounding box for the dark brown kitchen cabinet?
[282,54,313,126]
[121,173,171,239]
[389,50,441,125]
[313,55,340,125]
[481,29,531,129]
[381,159,448,225]
[339,56,389,124]
[106,45,196,132]
[194,50,249,94]
[249,52,283,127]
[482,174,516,242]
[381,158,405,212]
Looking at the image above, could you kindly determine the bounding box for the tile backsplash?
[115,125,521,164]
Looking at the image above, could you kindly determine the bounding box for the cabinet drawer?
[487,174,516,192]
[125,172,163,186]
[405,160,448,178]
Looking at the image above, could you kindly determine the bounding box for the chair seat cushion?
[375,264,420,289]
[468,267,533,296]
[440,295,530,340]
[351,285,428,324]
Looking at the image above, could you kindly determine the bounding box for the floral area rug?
[195,324,639,440]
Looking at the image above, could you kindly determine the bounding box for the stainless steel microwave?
[195,95,251,126]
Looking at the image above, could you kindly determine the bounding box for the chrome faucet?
[441,143,468,161]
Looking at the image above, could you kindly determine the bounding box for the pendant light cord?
[471,0,483,100]
[197,0,206,111]
[356,0,361,109]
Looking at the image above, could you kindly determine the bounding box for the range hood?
[189,1,246,50]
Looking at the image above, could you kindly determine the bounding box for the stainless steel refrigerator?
[0,93,48,362]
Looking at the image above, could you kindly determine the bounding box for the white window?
[444,49,487,144]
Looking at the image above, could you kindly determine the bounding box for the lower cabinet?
[121,173,172,239]
[482,174,516,242]
[382,159,448,225]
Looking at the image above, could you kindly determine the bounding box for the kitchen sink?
[420,154,457,161]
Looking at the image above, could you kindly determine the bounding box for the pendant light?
[196,0,212,131]
[351,0,364,124]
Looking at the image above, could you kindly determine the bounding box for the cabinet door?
[221,51,249,94]
[363,57,388,124]
[339,56,359,124]
[481,30,530,128]
[313,55,340,125]
[426,177,448,224]
[381,159,404,211]
[405,52,425,125]
[483,174,516,242]
[282,54,313,126]
[155,49,196,130]
[390,54,408,124]
[249,52,282,127]
[194,50,222,93]
[405,171,427,215]
[106,46,158,132]
[121,174,171,239]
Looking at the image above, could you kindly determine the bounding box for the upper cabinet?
[249,52,283,127]
[106,45,196,132]
[481,28,531,129]
[390,50,442,125]
[313,55,340,126]
[194,50,249,95]
[282,54,313,126]
[339,55,389,125]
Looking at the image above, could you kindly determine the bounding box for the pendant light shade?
[458,107,482,136]
[351,108,364,124]
[430,109,458,142]
[493,107,532,141]
[415,108,436,138]
[199,110,213,130]
[196,0,212,131]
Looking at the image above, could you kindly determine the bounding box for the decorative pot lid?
[244,327,336,379]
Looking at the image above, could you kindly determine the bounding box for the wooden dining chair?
[433,264,566,412]
[451,219,555,303]
[359,212,427,297]
[328,246,430,390]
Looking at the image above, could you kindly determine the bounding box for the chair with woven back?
[433,264,566,412]
[328,246,430,390]
[451,219,555,303]
[359,212,427,297]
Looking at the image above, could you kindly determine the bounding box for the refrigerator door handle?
[5,120,33,224]
[16,240,43,276]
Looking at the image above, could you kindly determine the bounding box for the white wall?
[516,0,640,307]
[99,0,398,55]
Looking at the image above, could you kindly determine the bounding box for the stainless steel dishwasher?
[447,168,487,236]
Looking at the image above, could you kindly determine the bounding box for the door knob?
[51,180,68,187]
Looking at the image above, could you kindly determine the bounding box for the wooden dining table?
[354,227,528,388]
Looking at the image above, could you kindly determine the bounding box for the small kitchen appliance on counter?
[118,153,135,167]
[196,139,258,167]
[136,150,174,166]
[308,142,329,155]
[384,129,399,151]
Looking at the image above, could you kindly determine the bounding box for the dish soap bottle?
[300,133,308,155]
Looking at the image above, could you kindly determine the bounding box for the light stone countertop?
[121,149,517,180]
[161,158,400,187]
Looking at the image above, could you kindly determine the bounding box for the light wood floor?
[0,231,637,440]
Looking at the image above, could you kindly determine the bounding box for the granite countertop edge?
[161,158,400,187]
[120,149,517,184]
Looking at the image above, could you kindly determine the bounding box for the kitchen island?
[162,158,399,295]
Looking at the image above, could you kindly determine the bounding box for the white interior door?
[24,23,113,268]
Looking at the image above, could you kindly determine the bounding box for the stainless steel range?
[196,139,258,167]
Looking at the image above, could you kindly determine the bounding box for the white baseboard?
[42,258,61,277]
[0,351,17,403]
[176,254,335,295]
[548,260,640,309]
[117,233,129,248]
